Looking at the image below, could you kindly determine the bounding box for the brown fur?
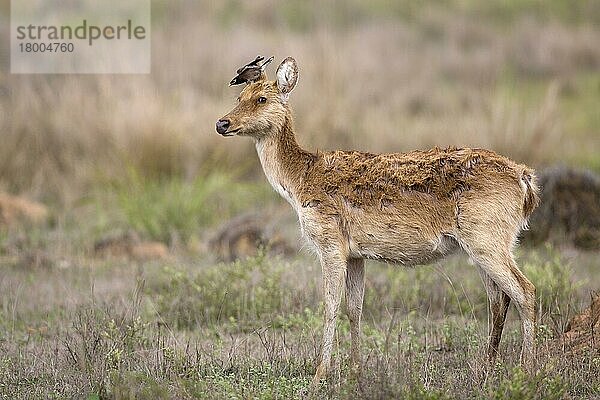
[217,57,540,389]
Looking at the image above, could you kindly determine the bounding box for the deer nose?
[216,119,230,135]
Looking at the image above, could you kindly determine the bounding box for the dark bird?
[229,55,274,86]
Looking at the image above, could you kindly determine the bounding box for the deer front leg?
[311,250,347,389]
[345,258,365,375]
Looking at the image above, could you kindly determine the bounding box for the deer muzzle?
[215,119,231,135]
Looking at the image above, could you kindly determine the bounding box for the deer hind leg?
[479,270,511,362]
[465,245,536,369]
[345,258,365,375]
[311,250,347,389]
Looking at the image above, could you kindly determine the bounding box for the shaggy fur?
[217,57,540,389]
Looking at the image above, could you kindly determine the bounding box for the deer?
[216,56,540,389]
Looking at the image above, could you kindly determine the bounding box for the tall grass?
[112,169,274,244]
[1,1,599,203]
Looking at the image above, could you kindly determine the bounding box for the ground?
[0,208,598,398]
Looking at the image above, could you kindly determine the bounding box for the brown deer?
[216,56,540,388]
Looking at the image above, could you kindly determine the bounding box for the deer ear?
[276,57,298,103]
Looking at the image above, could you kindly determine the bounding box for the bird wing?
[236,56,264,74]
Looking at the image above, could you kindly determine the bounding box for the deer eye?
[257,96,267,104]
[236,96,240,103]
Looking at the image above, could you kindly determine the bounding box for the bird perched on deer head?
[229,55,274,86]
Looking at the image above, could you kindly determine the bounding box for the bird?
[229,56,274,86]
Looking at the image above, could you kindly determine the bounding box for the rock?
[94,232,136,258]
[0,192,48,226]
[524,166,600,249]
[209,212,295,262]
[130,241,169,261]
[93,232,169,261]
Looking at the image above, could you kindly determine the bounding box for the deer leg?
[507,256,537,369]
[465,247,536,370]
[479,270,511,363]
[345,258,365,375]
[311,250,347,389]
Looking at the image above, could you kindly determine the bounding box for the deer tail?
[521,168,540,221]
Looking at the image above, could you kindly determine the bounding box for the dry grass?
[0,235,598,399]
[1,1,599,203]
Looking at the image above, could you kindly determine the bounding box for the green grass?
[110,169,275,244]
[0,241,598,399]
[559,73,600,170]
[490,367,568,400]
[522,248,580,324]
[145,251,312,331]
[303,0,600,26]
[446,0,600,25]
[490,70,600,171]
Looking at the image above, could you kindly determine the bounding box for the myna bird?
[229,55,274,86]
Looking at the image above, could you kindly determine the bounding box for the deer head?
[216,57,299,139]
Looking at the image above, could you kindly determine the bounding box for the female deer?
[216,56,539,388]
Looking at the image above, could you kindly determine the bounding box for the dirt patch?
[0,192,48,227]
[545,293,600,355]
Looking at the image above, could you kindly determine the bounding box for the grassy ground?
[0,190,599,399]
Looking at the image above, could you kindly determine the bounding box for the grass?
[110,169,274,244]
[146,251,305,330]
[0,222,598,399]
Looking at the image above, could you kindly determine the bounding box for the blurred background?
[0,1,599,398]
[1,0,600,201]
[1,0,599,246]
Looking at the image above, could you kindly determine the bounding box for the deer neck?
[255,114,311,209]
